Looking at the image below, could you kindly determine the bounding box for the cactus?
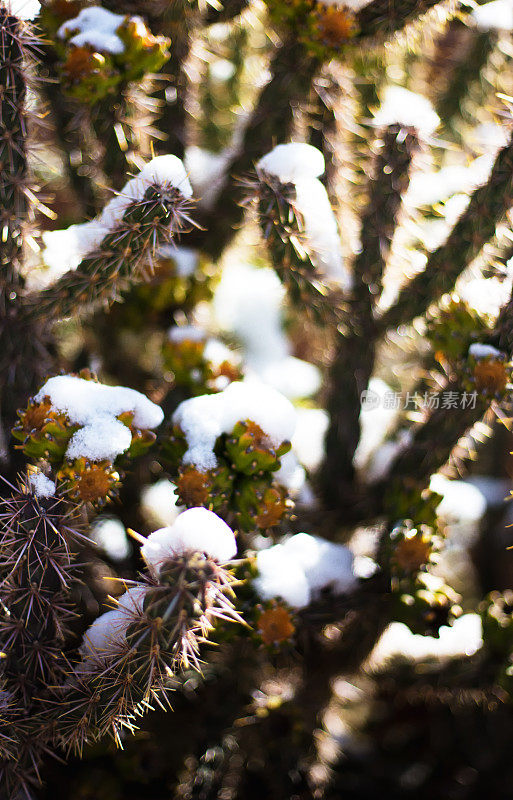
[3,0,513,795]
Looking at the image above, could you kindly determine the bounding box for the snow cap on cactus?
[468,343,504,360]
[58,7,127,54]
[100,155,193,229]
[254,533,357,608]
[34,156,192,290]
[373,87,440,137]
[28,470,56,499]
[6,0,40,19]
[141,507,237,576]
[472,0,513,31]
[257,142,325,184]
[172,380,296,472]
[80,584,147,662]
[257,143,351,290]
[35,375,163,462]
[254,544,311,609]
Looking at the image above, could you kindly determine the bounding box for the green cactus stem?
[0,477,84,798]
[188,38,319,260]
[20,178,195,322]
[322,124,419,511]
[52,551,241,753]
[380,131,513,331]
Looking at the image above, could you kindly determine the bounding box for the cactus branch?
[322,125,420,511]
[189,38,319,259]
[21,173,195,322]
[380,131,513,331]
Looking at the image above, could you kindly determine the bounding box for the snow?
[168,325,207,343]
[159,245,199,277]
[80,584,147,662]
[472,0,513,30]
[172,380,296,472]
[291,408,329,471]
[367,614,483,668]
[354,378,402,472]
[468,342,504,360]
[254,544,312,608]
[203,338,238,368]
[282,533,357,596]
[253,533,357,608]
[213,263,321,400]
[99,155,193,231]
[29,471,56,498]
[58,7,127,55]
[66,416,132,462]
[431,474,487,546]
[141,507,237,576]
[35,375,163,462]
[36,157,191,288]
[405,155,494,208]
[7,0,40,20]
[257,144,351,291]
[140,479,183,528]
[458,275,513,319]
[257,143,325,184]
[294,178,351,288]
[184,146,231,209]
[373,87,440,137]
[36,375,163,429]
[275,451,306,493]
[91,517,131,561]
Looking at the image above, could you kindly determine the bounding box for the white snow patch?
[140,479,183,528]
[213,263,321,400]
[80,584,147,663]
[159,245,199,277]
[91,517,132,561]
[367,614,483,668]
[141,507,237,576]
[257,143,351,290]
[172,380,296,472]
[254,544,312,609]
[373,87,439,137]
[7,0,40,20]
[468,342,504,360]
[29,471,56,498]
[58,7,127,54]
[254,533,357,608]
[472,0,513,30]
[35,375,163,462]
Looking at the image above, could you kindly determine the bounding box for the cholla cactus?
[5,0,513,795]
[162,381,295,529]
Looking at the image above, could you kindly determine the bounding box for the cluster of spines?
[162,420,293,531]
[380,130,513,331]
[247,169,342,326]
[21,182,195,322]
[52,550,242,753]
[0,476,84,797]
[322,121,420,510]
